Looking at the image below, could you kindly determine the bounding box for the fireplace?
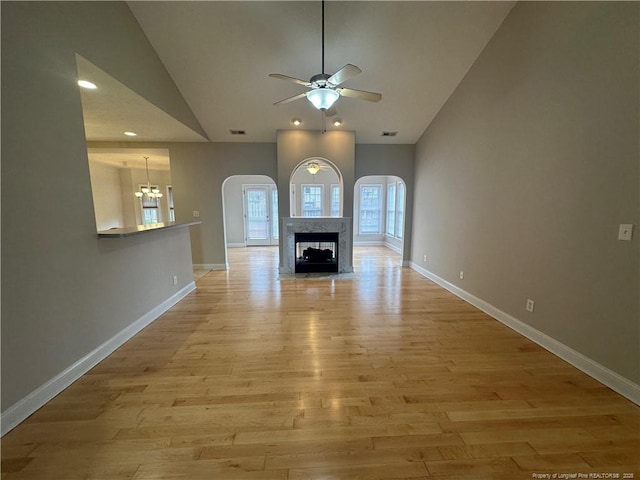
[295,232,338,273]
[280,217,352,274]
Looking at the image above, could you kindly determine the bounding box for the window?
[359,184,382,234]
[385,181,406,239]
[331,184,341,217]
[167,185,175,222]
[139,184,161,225]
[271,188,279,239]
[142,208,159,224]
[386,183,396,236]
[396,182,405,239]
[302,185,323,217]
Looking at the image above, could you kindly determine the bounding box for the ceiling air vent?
[229,129,246,135]
[381,131,397,137]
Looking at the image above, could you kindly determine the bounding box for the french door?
[243,184,278,246]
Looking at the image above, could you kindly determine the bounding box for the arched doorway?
[289,157,343,217]
[222,175,278,249]
[353,175,407,257]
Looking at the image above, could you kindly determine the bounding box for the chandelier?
[134,156,163,200]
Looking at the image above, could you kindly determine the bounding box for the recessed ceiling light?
[123,131,137,137]
[332,119,342,127]
[77,80,97,89]
[292,118,302,126]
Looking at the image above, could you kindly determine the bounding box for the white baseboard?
[193,263,227,271]
[383,242,402,254]
[226,243,246,248]
[353,240,384,247]
[0,281,196,436]
[354,240,402,254]
[409,262,640,406]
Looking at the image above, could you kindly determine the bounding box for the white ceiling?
[77,55,208,143]
[81,1,515,146]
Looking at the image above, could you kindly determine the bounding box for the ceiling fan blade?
[273,92,308,106]
[337,87,382,103]
[327,64,362,86]
[269,73,311,87]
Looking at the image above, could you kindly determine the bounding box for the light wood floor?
[2,246,638,479]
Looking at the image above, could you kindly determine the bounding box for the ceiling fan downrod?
[321,0,325,74]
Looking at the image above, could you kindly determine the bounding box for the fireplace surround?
[280,217,353,274]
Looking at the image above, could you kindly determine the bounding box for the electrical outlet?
[618,224,633,241]
[459,271,464,280]
[423,255,427,262]
[192,210,200,218]
[526,299,535,312]
[172,275,178,285]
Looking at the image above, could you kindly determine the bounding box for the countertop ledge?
[97,221,202,238]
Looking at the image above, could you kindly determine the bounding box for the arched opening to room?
[353,175,407,258]
[222,175,279,253]
[289,157,343,218]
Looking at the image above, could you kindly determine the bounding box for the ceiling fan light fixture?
[306,88,339,111]
[306,162,321,175]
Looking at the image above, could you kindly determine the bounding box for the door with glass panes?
[243,185,279,246]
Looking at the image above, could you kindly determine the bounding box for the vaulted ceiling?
[83,1,515,146]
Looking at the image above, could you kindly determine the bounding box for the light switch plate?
[618,224,633,241]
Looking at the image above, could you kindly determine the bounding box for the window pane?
[302,185,323,217]
[247,189,268,240]
[359,185,382,234]
[386,183,396,236]
[331,185,340,217]
[271,188,279,239]
[396,182,405,238]
[167,186,175,209]
[167,186,175,222]
[143,208,158,225]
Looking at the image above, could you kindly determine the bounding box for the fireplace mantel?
[280,217,353,274]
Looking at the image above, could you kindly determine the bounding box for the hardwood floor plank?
[288,461,429,480]
[2,246,638,479]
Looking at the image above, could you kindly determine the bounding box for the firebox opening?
[295,232,339,273]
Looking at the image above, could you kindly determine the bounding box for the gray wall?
[1,3,198,410]
[411,2,639,383]
[169,143,278,265]
[356,144,415,262]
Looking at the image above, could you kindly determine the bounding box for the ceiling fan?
[269,1,382,114]
[304,161,332,175]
